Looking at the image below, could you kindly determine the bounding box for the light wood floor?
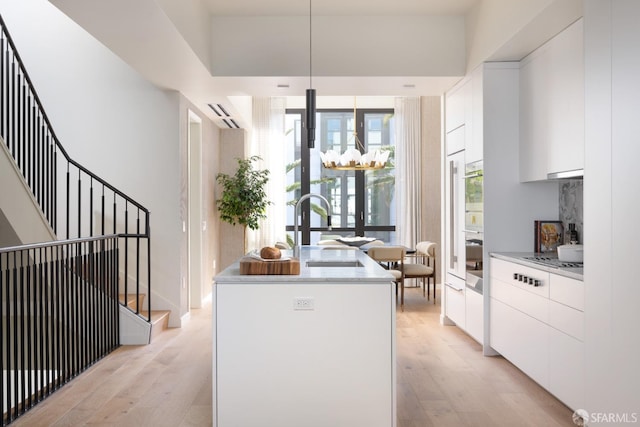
[12,287,575,427]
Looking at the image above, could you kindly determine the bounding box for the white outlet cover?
[293,297,315,310]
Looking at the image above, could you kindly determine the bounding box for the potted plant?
[216,156,270,251]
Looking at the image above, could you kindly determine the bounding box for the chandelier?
[320,97,390,171]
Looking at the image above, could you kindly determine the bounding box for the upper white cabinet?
[444,73,483,163]
[520,19,584,182]
[445,79,469,134]
[467,67,484,164]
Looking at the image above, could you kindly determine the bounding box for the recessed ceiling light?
[277,84,290,88]
[403,84,416,88]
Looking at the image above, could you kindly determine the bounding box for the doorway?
[188,110,204,309]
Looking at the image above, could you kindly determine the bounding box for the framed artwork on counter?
[534,220,564,253]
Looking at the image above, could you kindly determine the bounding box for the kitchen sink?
[305,260,364,268]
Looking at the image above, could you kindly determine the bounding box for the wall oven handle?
[463,229,481,234]
[463,171,483,179]
[449,160,456,267]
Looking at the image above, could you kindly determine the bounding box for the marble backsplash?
[559,180,583,244]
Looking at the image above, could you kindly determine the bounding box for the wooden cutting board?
[239,257,300,275]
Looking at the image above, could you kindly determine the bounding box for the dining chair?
[403,241,437,304]
[274,241,291,249]
[367,246,406,310]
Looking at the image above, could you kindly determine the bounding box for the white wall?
[0,0,185,325]
[179,96,221,313]
[210,15,466,77]
[156,0,212,72]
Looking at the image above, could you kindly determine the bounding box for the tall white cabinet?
[583,0,640,416]
[443,63,558,351]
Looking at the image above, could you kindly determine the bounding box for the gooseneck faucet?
[294,193,332,257]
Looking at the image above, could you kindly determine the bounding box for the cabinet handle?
[445,282,464,292]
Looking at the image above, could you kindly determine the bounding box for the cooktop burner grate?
[522,256,583,269]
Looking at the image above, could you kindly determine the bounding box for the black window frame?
[285,107,395,244]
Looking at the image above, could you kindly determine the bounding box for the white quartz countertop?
[214,247,394,284]
[491,252,583,280]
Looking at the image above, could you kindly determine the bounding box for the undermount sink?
[305,260,364,268]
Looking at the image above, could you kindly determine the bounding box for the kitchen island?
[213,248,397,427]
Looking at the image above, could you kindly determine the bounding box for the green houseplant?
[216,156,270,249]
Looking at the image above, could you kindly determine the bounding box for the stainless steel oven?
[464,161,483,294]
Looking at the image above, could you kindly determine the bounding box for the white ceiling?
[49,0,581,127]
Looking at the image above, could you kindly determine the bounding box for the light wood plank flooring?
[12,287,575,426]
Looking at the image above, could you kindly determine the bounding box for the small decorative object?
[534,220,564,253]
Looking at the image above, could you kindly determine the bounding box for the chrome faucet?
[294,193,332,257]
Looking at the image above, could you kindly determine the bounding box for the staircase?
[0,12,166,425]
[119,293,170,343]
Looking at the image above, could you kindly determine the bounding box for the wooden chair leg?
[431,278,436,304]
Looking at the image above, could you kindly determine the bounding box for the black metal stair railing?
[1,236,120,425]
[0,14,151,321]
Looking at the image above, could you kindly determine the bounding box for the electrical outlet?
[293,297,314,311]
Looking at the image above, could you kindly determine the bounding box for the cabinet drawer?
[492,279,549,323]
[549,300,584,341]
[490,298,549,388]
[465,288,483,343]
[490,258,549,298]
[445,274,465,328]
[550,274,584,311]
[549,327,584,410]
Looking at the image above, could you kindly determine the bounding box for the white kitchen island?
[213,248,396,427]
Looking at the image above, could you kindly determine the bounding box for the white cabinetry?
[444,80,469,332]
[444,273,465,329]
[465,288,483,343]
[519,19,584,182]
[548,274,584,410]
[445,79,470,135]
[445,125,465,156]
[215,281,395,427]
[467,66,484,164]
[489,257,584,410]
[444,73,482,162]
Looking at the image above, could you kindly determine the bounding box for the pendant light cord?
[309,0,312,88]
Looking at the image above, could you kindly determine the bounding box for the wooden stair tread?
[144,310,171,342]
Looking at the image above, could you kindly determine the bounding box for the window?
[284,108,395,246]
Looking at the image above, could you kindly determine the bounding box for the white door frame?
[187,110,204,309]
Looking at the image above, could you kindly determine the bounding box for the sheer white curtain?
[394,97,422,249]
[246,97,287,250]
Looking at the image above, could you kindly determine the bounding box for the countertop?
[214,246,394,284]
[491,252,583,281]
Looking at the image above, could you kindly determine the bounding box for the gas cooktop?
[521,256,583,269]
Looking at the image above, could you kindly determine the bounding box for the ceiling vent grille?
[222,118,240,129]
[208,103,241,128]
